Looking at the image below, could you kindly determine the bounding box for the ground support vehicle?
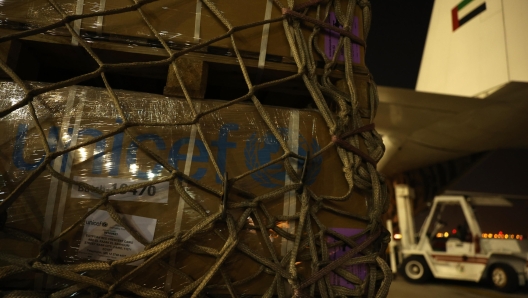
[392,185,528,292]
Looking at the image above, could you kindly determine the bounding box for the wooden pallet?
[0,26,369,109]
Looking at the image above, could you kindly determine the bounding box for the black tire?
[399,256,432,283]
[488,263,519,293]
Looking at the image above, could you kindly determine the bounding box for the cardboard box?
[0,77,372,294]
[0,0,365,66]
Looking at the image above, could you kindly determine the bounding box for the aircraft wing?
[376,82,528,176]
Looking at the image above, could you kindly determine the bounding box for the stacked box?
[0,77,373,294]
[0,0,387,296]
[0,0,366,67]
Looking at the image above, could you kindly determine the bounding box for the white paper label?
[71,176,169,203]
[78,210,157,266]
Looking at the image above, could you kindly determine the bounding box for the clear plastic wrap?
[0,81,370,295]
[0,0,365,66]
[0,0,391,296]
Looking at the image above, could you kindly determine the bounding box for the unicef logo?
[244,129,322,188]
[85,220,109,227]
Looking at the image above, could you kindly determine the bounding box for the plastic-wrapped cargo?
[0,0,391,297]
[0,80,382,296]
[0,0,366,67]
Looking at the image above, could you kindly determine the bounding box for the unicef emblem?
[244,129,322,188]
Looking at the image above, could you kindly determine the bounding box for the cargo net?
[0,0,391,297]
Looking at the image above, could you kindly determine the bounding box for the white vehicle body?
[394,185,528,291]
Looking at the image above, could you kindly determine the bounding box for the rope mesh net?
[0,0,391,297]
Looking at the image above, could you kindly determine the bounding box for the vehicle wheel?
[399,256,432,283]
[489,264,518,293]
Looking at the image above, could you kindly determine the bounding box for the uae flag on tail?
[452,0,487,31]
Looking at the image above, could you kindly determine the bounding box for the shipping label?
[71,176,169,203]
[78,209,157,266]
[325,13,360,64]
[327,228,367,289]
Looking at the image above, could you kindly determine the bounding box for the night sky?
[366,1,435,89]
[364,2,528,236]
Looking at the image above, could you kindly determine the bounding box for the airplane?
[374,0,528,188]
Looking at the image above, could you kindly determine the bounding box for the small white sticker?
[78,210,157,266]
[71,176,169,203]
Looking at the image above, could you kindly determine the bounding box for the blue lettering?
[256,132,285,181]
[48,126,59,153]
[13,124,59,171]
[78,128,106,174]
[244,128,322,188]
[110,119,124,176]
[169,138,208,180]
[126,133,166,179]
[297,139,322,185]
[211,124,239,183]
